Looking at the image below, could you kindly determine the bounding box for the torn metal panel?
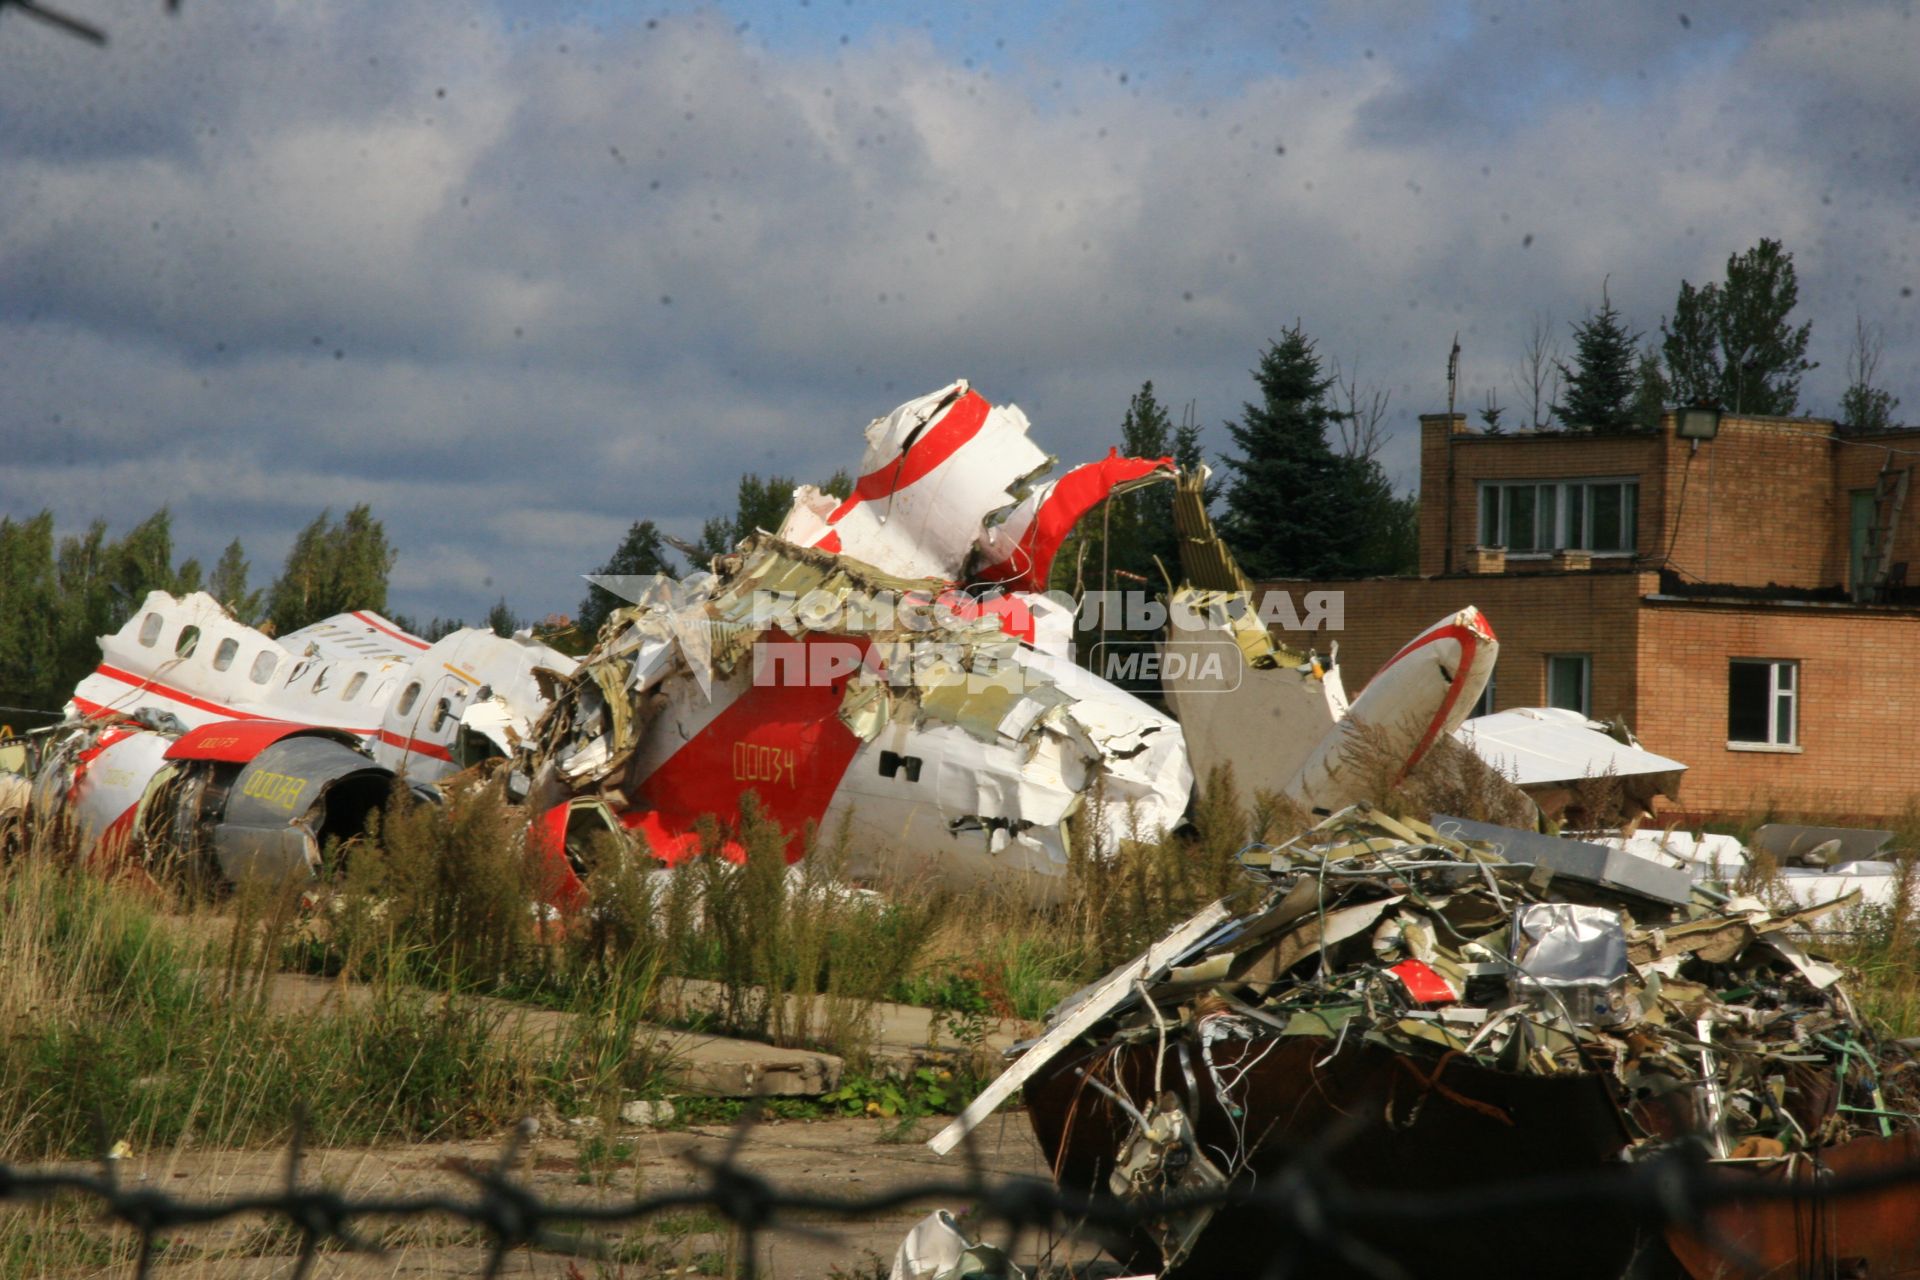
[1158,466,1348,794]
[928,898,1236,1156]
[778,381,1052,581]
[973,449,1176,592]
[1455,706,1687,788]
[1454,705,1686,825]
[1434,813,1695,906]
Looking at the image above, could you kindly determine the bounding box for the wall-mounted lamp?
[1675,405,1722,453]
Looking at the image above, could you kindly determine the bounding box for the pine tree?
[1220,327,1355,579]
[265,505,396,634]
[576,519,677,640]
[1661,238,1814,415]
[486,597,519,637]
[0,512,60,709]
[208,538,264,623]
[1553,285,1641,431]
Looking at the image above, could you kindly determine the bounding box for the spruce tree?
[1107,381,1174,586]
[1219,326,1354,579]
[576,519,677,639]
[1553,285,1641,431]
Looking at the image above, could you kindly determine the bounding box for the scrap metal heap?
[934,807,1920,1278]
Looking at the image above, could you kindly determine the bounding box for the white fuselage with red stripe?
[69,590,576,782]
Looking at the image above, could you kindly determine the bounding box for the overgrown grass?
[0,854,547,1161]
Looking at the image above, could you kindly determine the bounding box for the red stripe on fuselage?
[83,666,449,761]
[352,612,431,650]
[374,728,454,762]
[824,390,992,524]
[1384,621,1485,776]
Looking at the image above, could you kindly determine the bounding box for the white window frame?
[1478,477,1639,555]
[1546,653,1591,718]
[1728,659,1799,750]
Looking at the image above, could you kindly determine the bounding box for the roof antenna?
[1446,332,1461,419]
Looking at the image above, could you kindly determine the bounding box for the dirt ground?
[21,1112,1089,1279]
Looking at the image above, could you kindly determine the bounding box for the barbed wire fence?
[2,1106,1916,1280]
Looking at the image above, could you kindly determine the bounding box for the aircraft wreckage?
[912,461,1920,1280]
[7,378,1917,1278]
[4,593,574,878]
[527,380,1492,899]
[4,379,1491,907]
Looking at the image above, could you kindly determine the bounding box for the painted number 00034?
[731,741,797,788]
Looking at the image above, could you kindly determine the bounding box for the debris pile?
[931,807,1919,1277]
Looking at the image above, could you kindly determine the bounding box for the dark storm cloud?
[1,1,1915,622]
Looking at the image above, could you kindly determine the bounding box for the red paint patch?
[633,630,866,862]
[164,719,355,761]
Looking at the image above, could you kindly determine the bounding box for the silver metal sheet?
[1432,814,1693,906]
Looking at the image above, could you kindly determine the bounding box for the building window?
[1546,654,1590,717]
[1850,489,1875,590]
[1470,670,1496,718]
[1729,659,1796,746]
[1479,479,1638,553]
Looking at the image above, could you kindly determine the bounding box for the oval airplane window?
[342,671,368,701]
[212,638,239,671]
[249,650,278,685]
[138,613,163,647]
[176,625,200,658]
[396,682,421,717]
[431,698,452,732]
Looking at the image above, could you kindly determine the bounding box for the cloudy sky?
[3,0,1915,624]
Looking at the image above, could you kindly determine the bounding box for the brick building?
[1270,411,1920,821]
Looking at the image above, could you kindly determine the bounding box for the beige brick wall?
[1259,571,1920,824]
[1265,570,1651,723]
[1655,417,1834,590]
[1418,416,1663,577]
[1635,598,1920,823]
[1412,413,1910,592]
